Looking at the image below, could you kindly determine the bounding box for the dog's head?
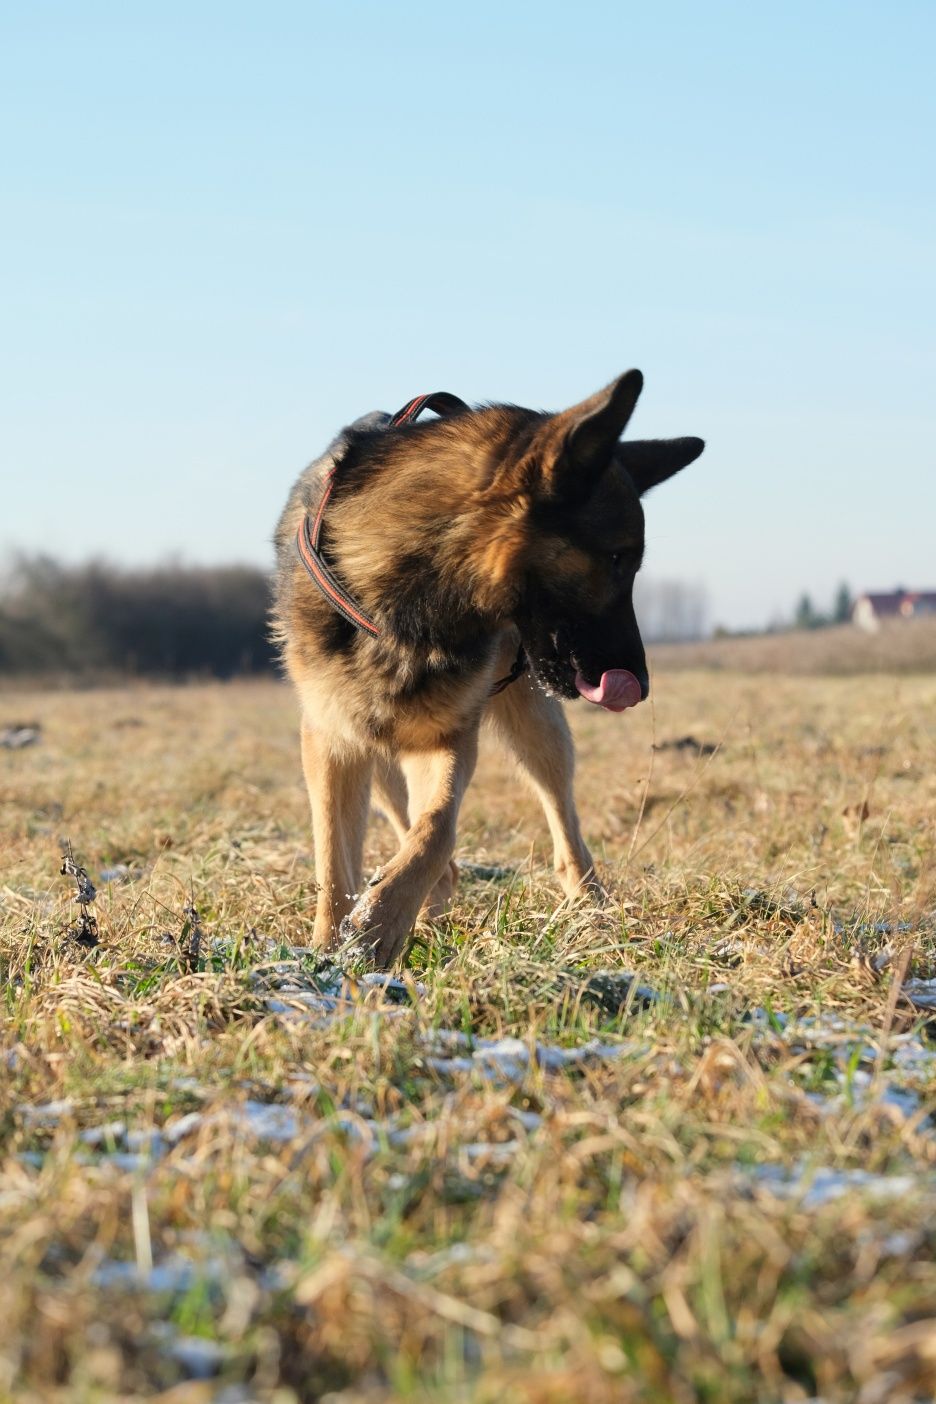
[485,371,703,710]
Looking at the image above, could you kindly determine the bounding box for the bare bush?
[635,577,708,642]
[0,556,276,679]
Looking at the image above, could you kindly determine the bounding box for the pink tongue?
[574,669,643,712]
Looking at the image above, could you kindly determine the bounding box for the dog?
[272,371,703,968]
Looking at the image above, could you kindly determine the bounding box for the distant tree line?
[0,556,277,678]
[635,578,708,643]
[793,582,853,631]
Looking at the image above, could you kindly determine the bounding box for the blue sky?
[3,1,934,629]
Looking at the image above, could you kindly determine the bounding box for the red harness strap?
[388,390,471,429]
[296,392,468,638]
[295,391,528,694]
[296,462,381,636]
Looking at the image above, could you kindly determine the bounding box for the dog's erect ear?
[548,370,644,500]
[619,437,705,496]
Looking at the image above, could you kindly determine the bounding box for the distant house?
[852,589,936,632]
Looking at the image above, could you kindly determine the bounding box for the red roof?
[857,590,936,616]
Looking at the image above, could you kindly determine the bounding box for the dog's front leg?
[301,718,373,950]
[486,679,606,901]
[340,728,479,969]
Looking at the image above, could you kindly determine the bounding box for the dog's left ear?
[549,370,644,500]
[619,437,705,496]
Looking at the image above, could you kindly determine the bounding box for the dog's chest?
[295,640,498,754]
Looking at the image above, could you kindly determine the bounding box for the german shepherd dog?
[273,371,703,968]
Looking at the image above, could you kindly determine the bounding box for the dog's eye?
[608,549,640,577]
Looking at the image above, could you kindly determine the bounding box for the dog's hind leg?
[341,729,479,968]
[301,717,373,950]
[486,681,606,900]
[372,755,410,843]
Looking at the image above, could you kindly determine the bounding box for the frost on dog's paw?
[336,897,398,972]
[334,880,418,972]
[335,906,379,973]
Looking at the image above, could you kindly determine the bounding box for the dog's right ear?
[546,370,644,502]
[620,436,705,495]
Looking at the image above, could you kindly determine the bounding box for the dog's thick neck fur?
[322,406,548,652]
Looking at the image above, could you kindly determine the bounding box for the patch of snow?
[753,1163,923,1210]
[19,1099,73,1124]
[167,1335,227,1378]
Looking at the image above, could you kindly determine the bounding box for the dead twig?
[181,889,203,971]
[60,842,100,948]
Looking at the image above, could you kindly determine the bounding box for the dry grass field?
[653,616,936,676]
[2,664,936,1402]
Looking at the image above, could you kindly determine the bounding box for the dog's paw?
[556,864,610,905]
[336,892,411,972]
[581,872,611,905]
